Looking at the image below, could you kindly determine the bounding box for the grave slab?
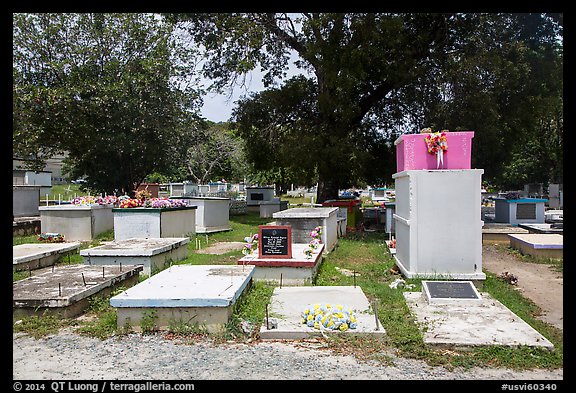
[404,291,554,349]
[518,223,563,235]
[508,233,563,259]
[13,242,81,272]
[80,237,189,276]
[110,264,255,333]
[482,223,529,244]
[13,264,142,318]
[238,244,324,285]
[259,285,385,339]
[273,207,339,253]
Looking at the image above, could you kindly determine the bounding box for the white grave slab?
[13,264,142,318]
[110,264,255,332]
[13,242,81,271]
[81,237,189,276]
[260,285,385,339]
[404,291,554,349]
[508,233,563,259]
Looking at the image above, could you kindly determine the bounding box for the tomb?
[322,198,362,232]
[110,264,255,333]
[403,282,554,349]
[259,286,385,339]
[237,225,324,285]
[272,207,339,253]
[13,264,142,318]
[395,131,474,171]
[493,197,547,225]
[171,196,232,233]
[13,185,41,218]
[112,205,197,241]
[258,199,289,218]
[39,204,114,241]
[245,186,275,211]
[80,237,189,276]
[13,242,81,272]
[392,169,485,280]
[508,233,563,259]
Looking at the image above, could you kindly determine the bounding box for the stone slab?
[80,237,189,275]
[259,285,385,339]
[110,264,255,308]
[482,223,530,244]
[404,291,554,349]
[110,264,255,333]
[518,223,563,235]
[13,242,81,271]
[13,264,142,318]
[273,207,338,219]
[508,233,563,249]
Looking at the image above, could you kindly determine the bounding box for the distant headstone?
[258,225,292,259]
[422,280,482,305]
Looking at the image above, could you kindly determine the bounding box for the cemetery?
[12,126,562,358]
[12,12,563,377]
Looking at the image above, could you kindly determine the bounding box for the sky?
[199,51,309,123]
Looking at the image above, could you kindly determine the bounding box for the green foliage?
[13,13,203,195]
[139,310,159,335]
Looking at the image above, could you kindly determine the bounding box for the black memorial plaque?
[251,193,264,201]
[516,203,536,220]
[258,225,292,259]
[424,281,480,300]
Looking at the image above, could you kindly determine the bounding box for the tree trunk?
[316,179,340,204]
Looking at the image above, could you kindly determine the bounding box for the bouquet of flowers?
[301,303,358,331]
[38,232,65,243]
[142,198,188,209]
[71,195,118,206]
[242,233,259,256]
[118,198,143,208]
[304,226,323,259]
[421,128,449,169]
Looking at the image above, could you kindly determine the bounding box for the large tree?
[168,13,562,200]
[13,13,202,195]
[168,13,452,202]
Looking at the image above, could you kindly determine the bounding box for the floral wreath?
[304,226,322,259]
[242,233,259,256]
[301,303,358,331]
[420,127,449,168]
[38,232,65,243]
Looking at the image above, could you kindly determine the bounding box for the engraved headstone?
[258,225,292,259]
[422,280,482,305]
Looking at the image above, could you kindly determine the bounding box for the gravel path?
[13,330,563,380]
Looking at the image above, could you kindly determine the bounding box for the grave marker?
[258,225,292,259]
[422,280,482,305]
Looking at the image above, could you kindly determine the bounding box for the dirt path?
[482,243,563,330]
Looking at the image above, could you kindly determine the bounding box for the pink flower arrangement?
[118,197,188,209]
[304,226,323,258]
[242,234,259,256]
[71,195,118,206]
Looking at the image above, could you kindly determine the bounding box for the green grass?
[11,211,563,371]
[45,183,84,201]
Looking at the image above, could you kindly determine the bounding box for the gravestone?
[422,280,482,305]
[258,225,292,259]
